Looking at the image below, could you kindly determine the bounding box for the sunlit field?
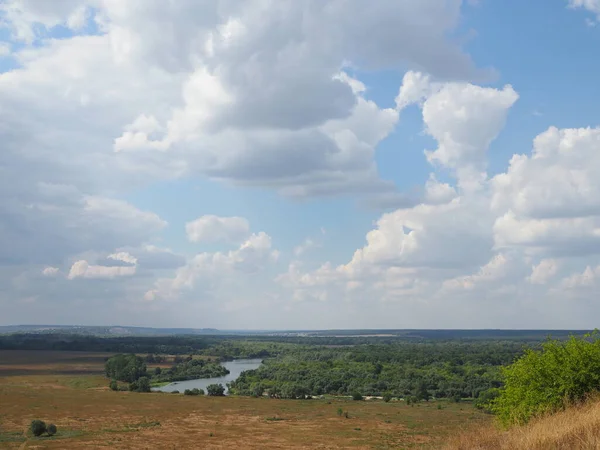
[0,350,489,449]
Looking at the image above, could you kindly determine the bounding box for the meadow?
[0,349,489,449]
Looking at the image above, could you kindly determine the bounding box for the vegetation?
[30,419,47,437]
[105,354,147,383]
[491,333,600,426]
[184,388,204,396]
[130,376,151,392]
[46,423,57,436]
[447,396,600,450]
[152,357,229,383]
[229,341,525,400]
[207,384,225,396]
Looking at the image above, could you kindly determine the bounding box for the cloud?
[0,42,11,57]
[397,71,518,192]
[186,215,250,244]
[528,259,559,285]
[67,259,136,280]
[42,266,59,276]
[276,74,600,328]
[492,127,600,256]
[146,231,279,302]
[568,0,600,18]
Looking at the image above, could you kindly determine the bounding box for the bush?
[109,380,118,391]
[337,407,343,416]
[105,354,147,383]
[383,393,392,403]
[137,376,151,393]
[46,424,57,436]
[492,333,600,426]
[171,390,180,394]
[184,388,203,396]
[206,384,225,396]
[351,391,363,401]
[30,420,47,437]
[475,388,499,413]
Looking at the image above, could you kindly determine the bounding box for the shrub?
[192,388,204,396]
[109,380,118,391]
[383,393,392,403]
[171,390,180,394]
[337,407,343,416]
[351,391,363,401]
[206,384,225,396]
[474,388,499,413]
[184,389,192,396]
[492,333,600,426]
[105,354,147,383]
[129,380,138,392]
[136,376,151,393]
[30,420,46,437]
[46,424,57,436]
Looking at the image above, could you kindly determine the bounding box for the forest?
[2,330,589,402]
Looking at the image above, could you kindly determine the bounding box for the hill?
[446,396,600,450]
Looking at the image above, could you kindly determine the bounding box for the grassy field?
[0,350,491,449]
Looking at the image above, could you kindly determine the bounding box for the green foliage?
[474,388,499,412]
[383,392,392,402]
[46,424,57,436]
[30,420,46,437]
[337,407,343,416]
[492,333,600,426]
[351,391,363,401]
[109,379,118,391]
[206,384,225,396]
[152,358,228,384]
[184,388,204,396]
[105,354,147,383]
[228,341,516,400]
[135,376,151,392]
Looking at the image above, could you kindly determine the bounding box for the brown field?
[0,350,490,449]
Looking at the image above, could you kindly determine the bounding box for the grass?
[445,395,600,450]
[0,350,490,449]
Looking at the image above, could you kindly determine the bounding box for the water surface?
[153,358,262,394]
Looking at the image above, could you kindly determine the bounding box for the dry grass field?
[0,350,490,449]
[445,395,600,450]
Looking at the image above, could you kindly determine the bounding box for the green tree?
[30,420,46,437]
[105,354,147,382]
[351,391,363,401]
[136,376,151,392]
[492,333,600,426]
[46,424,57,436]
[416,382,430,402]
[207,384,225,396]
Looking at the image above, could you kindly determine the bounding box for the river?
[152,358,262,394]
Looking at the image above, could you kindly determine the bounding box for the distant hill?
[0,325,592,339]
[0,325,221,336]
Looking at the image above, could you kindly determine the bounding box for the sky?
[1,0,600,330]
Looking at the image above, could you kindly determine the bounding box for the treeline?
[153,358,229,383]
[228,341,529,400]
[105,353,229,388]
[0,330,578,354]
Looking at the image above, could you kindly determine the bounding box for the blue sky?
[2,0,600,329]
